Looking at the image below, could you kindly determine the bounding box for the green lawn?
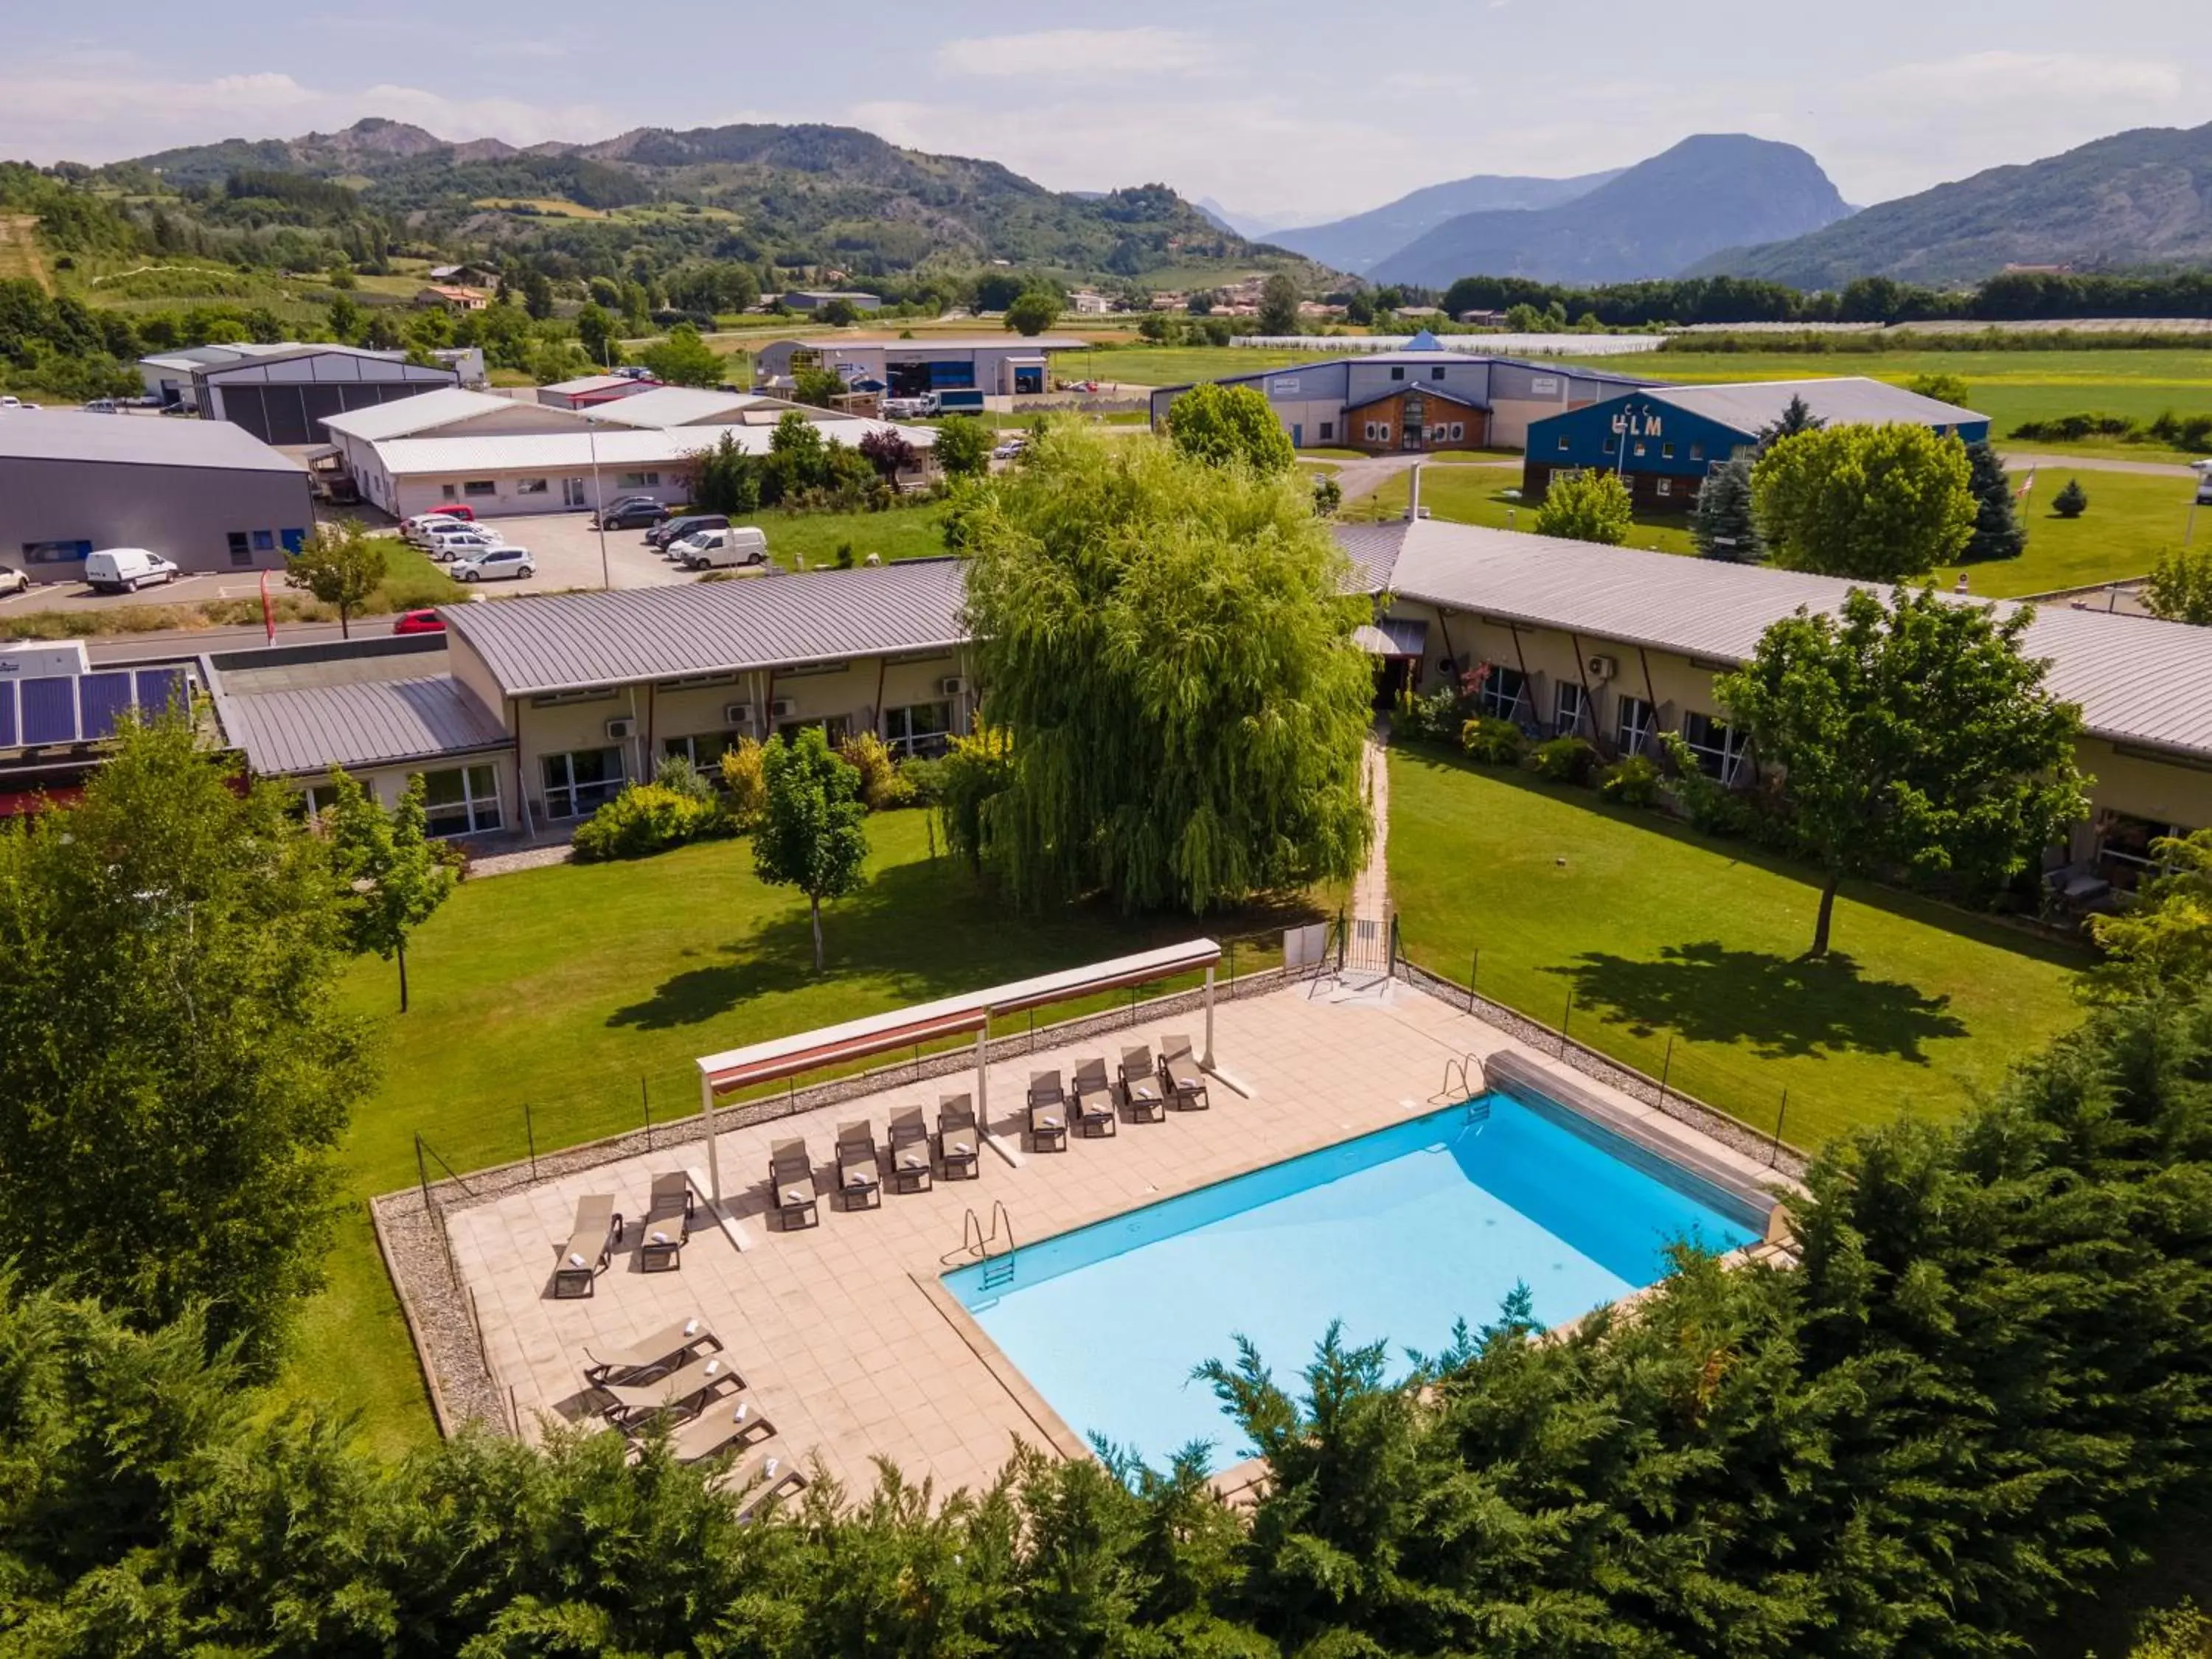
[1086,345,1330,386]
[731,500,953,568]
[1388,748,2087,1154]
[286,813,1309,1452]
[1343,455,2199,595]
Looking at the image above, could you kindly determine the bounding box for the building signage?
[1610,404,1663,439]
[1529,376,1559,394]
[1269,378,1300,395]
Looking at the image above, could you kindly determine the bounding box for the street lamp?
[583,408,611,590]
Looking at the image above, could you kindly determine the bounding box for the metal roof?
[1641,376,1986,434]
[319,388,523,442]
[0,409,306,473]
[212,673,510,776]
[1372,518,2212,760]
[194,344,436,381]
[442,558,971,696]
[540,373,646,396]
[585,388,780,428]
[1334,521,1411,594]
[368,414,932,477]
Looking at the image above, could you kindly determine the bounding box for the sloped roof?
[442,558,970,696]
[1371,518,2212,760]
[0,409,305,473]
[319,388,524,442]
[1643,376,1986,434]
[366,415,932,478]
[213,674,509,776]
[585,387,781,428]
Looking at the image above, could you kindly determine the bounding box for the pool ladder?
[1440,1052,1490,1114]
[961,1201,1018,1291]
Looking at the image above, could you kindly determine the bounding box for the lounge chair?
[1028,1070,1068,1152]
[938,1094,981,1180]
[1119,1047,1166,1123]
[836,1120,883,1209]
[1158,1034,1211,1111]
[552,1193,623,1298]
[581,1316,720,1387]
[1071,1057,1117,1137]
[727,1447,810,1522]
[639,1172,694,1271]
[768,1140,820,1229]
[664,1396,776,1464]
[888,1107,934,1192]
[599,1349,745,1426]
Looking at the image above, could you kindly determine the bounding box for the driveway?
[442,511,700,595]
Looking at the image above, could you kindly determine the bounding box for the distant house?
[537,372,661,411]
[415,285,492,313]
[1522,377,1992,507]
[782,291,883,313]
[1455,310,1509,327]
[1068,291,1113,315]
[754,335,1086,407]
[428,262,499,287]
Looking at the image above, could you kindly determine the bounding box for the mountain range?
[1691,119,2212,288]
[109,118,1324,286]
[1269,169,1624,274]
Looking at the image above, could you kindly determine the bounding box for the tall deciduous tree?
[2145,542,2212,625]
[1004,291,1060,337]
[2089,827,2212,996]
[284,518,384,638]
[931,414,991,479]
[639,323,724,388]
[1533,468,1633,544]
[1752,424,1976,580]
[574,301,617,366]
[0,717,368,1369]
[1688,454,1761,561]
[324,770,455,1012]
[1715,585,2087,955]
[1961,438,2027,563]
[754,727,870,970]
[1164,382,1295,473]
[1257,272,1301,335]
[959,423,1373,914]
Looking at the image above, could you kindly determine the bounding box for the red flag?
[2014,466,2036,504]
[260,569,275,644]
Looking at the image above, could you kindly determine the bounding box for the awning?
[1353,617,1428,658]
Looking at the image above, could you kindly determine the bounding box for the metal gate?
[1331,913,1399,981]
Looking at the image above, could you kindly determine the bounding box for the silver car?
[451,546,536,582]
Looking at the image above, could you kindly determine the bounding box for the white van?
[675,526,769,570]
[83,548,179,594]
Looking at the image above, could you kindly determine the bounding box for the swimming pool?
[944,1091,1761,1470]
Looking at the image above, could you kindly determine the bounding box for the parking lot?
[431,512,706,595]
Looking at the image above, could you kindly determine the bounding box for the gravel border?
[376,958,1802,1439]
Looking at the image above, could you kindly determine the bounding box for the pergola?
[692,939,1222,1203]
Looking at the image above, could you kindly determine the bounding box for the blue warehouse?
[1522,377,1991,509]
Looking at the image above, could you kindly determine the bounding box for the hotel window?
[1430,366,1446,380]
[1373,422,1391,443]
[1688,442,1704,461]
[251,529,275,551]
[1448,422,1464,441]
[227,532,252,566]
[1632,440,1646,457]
[1390,366,1405,380]
[417,763,503,836]
[298,781,344,819]
[1477,665,1530,725]
[1319,421,1335,442]
[1660,442,1674,459]
[663,731,739,771]
[1557,434,1571,451]
[441,484,458,501]
[616,470,661,490]
[462,479,496,498]
[515,477,549,495]
[1680,711,1750,782]
[1603,436,1618,456]
[883,700,952,759]
[1655,476,1672,498]
[541,747,625,819]
[777,714,851,745]
[1554,680,1586,737]
[1617,695,1655,754]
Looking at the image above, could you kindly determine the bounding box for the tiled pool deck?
[444,979,1788,1498]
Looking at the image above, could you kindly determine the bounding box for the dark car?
[392,608,447,636]
[647,512,730,551]
[592,498,667,530]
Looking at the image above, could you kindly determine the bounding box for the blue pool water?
[945,1093,1759,1470]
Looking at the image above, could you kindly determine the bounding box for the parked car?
[592,498,667,530]
[392,608,447,636]
[0,564,29,597]
[881,396,930,420]
[83,398,121,414]
[83,548,179,594]
[992,437,1027,460]
[401,508,476,543]
[451,546,535,582]
[423,527,505,562]
[648,512,729,551]
[674,526,769,569]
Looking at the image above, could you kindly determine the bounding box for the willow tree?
[959,422,1374,914]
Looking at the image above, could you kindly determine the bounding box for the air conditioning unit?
[605,717,636,740]
[1585,654,1619,682]
[768,698,797,719]
[937,675,967,698]
[722,702,753,727]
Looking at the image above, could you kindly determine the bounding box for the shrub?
[1391,685,1462,745]
[1533,469,1633,544]
[1528,734,1598,783]
[653,753,714,800]
[716,738,768,827]
[1312,475,1343,515]
[837,731,917,810]
[1599,752,1661,805]
[571,783,729,861]
[2053,477,2089,518]
[1460,716,1526,765]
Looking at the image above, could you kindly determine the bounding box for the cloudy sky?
[5,0,2205,225]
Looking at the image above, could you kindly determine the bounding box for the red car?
[393,608,447,636]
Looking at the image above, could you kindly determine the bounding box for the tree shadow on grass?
[605,855,1318,1033]
[1549,941,1967,1064]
